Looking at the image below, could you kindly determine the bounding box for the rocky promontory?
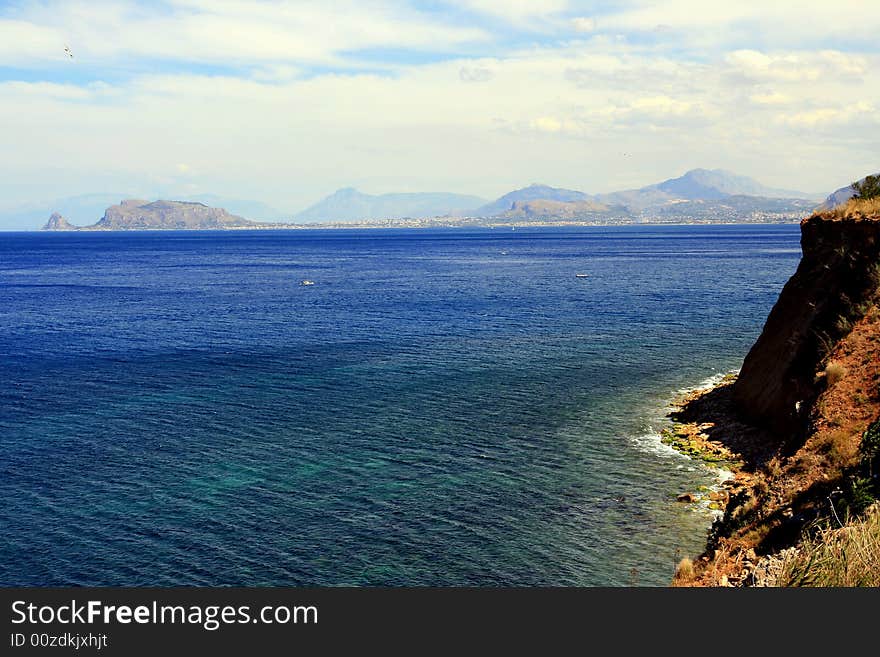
[42,199,259,230]
[670,197,880,586]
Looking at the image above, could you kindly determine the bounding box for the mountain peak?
[476,184,593,216]
[651,169,814,200]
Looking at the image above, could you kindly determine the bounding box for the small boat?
[575,273,590,278]
[301,279,315,286]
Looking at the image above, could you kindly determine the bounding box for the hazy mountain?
[475,171,816,220]
[294,188,487,222]
[475,184,594,217]
[498,199,630,221]
[655,168,814,200]
[596,168,818,211]
[817,173,880,210]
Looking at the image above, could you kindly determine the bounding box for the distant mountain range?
[35,168,863,231]
[595,168,817,212]
[293,188,486,222]
[649,168,812,200]
[290,169,822,225]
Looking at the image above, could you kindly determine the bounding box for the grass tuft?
[824,361,848,386]
[776,509,880,586]
[822,197,880,219]
[673,558,695,583]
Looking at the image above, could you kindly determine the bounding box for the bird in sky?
[64,45,73,59]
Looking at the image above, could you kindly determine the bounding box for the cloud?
[2,2,880,213]
[628,95,694,116]
[749,91,791,105]
[454,0,569,23]
[570,17,596,33]
[590,1,880,47]
[459,66,494,83]
[530,116,564,133]
[779,102,876,128]
[725,49,867,83]
[0,0,490,68]
[0,19,65,65]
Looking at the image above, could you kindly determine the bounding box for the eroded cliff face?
[671,207,880,586]
[733,212,880,437]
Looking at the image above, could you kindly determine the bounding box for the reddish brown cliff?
[671,202,880,586]
[733,209,880,437]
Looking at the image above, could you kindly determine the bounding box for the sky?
[0,0,878,221]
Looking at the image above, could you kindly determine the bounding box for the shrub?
[860,418,880,477]
[852,174,880,200]
[673,558,695,583]
[824,362,848,386]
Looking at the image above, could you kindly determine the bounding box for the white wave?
[629,369,740,465]
[673,368,739,398]
[628,430,687,460]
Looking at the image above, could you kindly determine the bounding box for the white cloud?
[2,2,880,212]
[779,102,876,128]
[726,49,867,82]
[0,19,66,65]
[459,66,494,83]
[594,1,880,46]
[749,91,791,105]
[570,17,596,33]
[0,0,490,68]
[628,95,694,116]
[455,0,569,22]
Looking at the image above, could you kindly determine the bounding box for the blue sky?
[1,0,878,223]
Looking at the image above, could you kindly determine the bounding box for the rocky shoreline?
[661,373,793,586]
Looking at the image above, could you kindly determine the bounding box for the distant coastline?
[29,167,827,232]
[36,215,804,232]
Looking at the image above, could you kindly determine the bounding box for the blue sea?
[0,225,800,586]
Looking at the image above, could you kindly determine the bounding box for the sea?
[0,224,801,586]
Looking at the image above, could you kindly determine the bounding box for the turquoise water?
[0,225,801,585]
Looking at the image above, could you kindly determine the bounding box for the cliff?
[733,206,880,436]
[670,198,880,586]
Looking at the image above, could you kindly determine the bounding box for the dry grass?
[822,197,880,220]
[814,428,854,464]
[776,508,880,586]
[824,361,848,386]
[673,558,695,583]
